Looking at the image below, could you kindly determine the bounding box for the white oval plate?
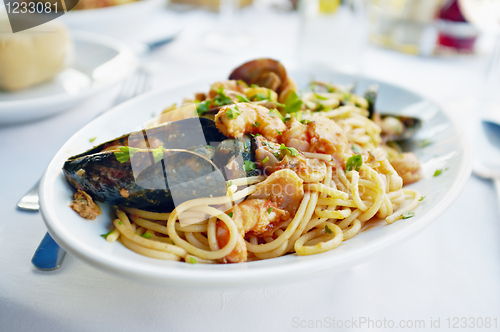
[39,72,472,287]
[0,31,137,124]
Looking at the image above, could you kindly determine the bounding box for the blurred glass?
[297,0,367,75]
[436,0,479,53]
[367,0,443,56]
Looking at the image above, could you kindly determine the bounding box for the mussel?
[229,58,288,94]
[64,117,258,212]
[363,84,422,142]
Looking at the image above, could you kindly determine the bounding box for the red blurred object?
[437,0,478,52]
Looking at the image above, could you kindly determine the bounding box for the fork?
[20,68,151,271]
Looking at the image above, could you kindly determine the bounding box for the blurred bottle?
[436,0,479,53]
[367,0,443,56]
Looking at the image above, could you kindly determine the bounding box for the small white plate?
[39,72,472,287]
[0,31,137,124]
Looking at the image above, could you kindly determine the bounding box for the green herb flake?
[141,231,152,239]
[269,108,284,121]
[267,207,273,214]
[114,146,140,163]
[262,156,269,164]
[284,91,303,114]
[213,87,233,107]
[344,92,351,101]
[402,211,415,219]
[314,93,328,100]
[227,212,233,218]
[420,139,433,148]
[352,145,362,154]
[300,119,311,125]
[316,103,325,112]
[274,152,281,159]
[151,146,164,163]
[236,95,250,103]
[89,137,96,143]
[325,225,332,234]
[250,133,262,137]
[345,154,363,172]
[196,100,211,115]
[419,196,426,201]
[276,130,283,135]
[226,105,242,119]
[228,181,233,186]
[118,221,123,225]
[244,160,256,171]
[251,84,259,88]
[433,169,442,177]
[100,230,114,239]
[243,141,248,149]
[189,257,197,264]
[279,143,299,157]
[252,121,261,127]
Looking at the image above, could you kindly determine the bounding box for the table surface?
[0,7,499,332]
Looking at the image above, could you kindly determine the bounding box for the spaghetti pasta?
[74,62,424,264]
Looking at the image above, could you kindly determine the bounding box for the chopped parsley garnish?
[345,154,363,172]
[251,84,259,88]
[250,133,262,137]
[325,225,332,234]
[343,92,351,101]
[316,103,325,112]
[279,143,299,156]
[402,211,415,219]
[262,156,269,164]
[243,141,248,149]
[269,108,284,121]
[419,196,426,201]
[226,105,242,119]
[114,146,140,163]
[274,152,281,158]
[252,121,261,127]
[276,130,283,135]
[284,113,292,122]
[236,95,250,103]
[300,119,311,125]
[420,139,433,148]
[151,146,164,163]
[250,93,269,102]
[284,91,303,114]
[227,212,233,218]
[267,207,273,214]
[196,100,211,115]
[314,93,328,100]
[433,169,442,177]
[352,145,362,154]
[89,137,96,143]
[141,231,152,239]
[118,221,123,225]
[244,160,256,171]
[100,230,114,239]
[228,180,233,186]
[213,87,233,107]
[189,257,197,264]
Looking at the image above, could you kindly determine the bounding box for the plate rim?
[39,74,473,287]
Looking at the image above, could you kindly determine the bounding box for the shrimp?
[282,116,350,166]
[217,169,304,263]
[390,152,423,185]
[217,199,290,263]
[215,103,286,142]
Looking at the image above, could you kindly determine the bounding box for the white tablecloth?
[1,8,499,332]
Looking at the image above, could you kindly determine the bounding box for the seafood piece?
[390,152,423,185]
[69,189,102,220]
[281,116,349,166]
[64,118,228,212]
[375,114,422,142]
[215,103,286,142]
[248,169,304,216]
[213,136,260,179]
[217,199,290,263]
[229,58,288,94]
